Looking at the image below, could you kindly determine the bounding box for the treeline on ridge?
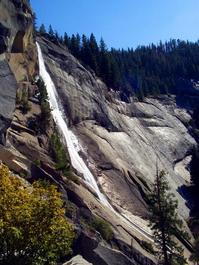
[39,24,199,101]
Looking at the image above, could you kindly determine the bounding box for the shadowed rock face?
[0,0,33,144]
[0,60,17,144]
[0,0,32,54]
[38,36,197,223]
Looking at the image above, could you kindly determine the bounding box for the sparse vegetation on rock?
[16,88,31,114]
[50,132,70,173]
[91,216,113,242]
[35,77,51,132]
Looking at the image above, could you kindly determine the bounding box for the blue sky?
[30,0,199,49]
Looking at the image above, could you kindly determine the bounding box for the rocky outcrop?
[0,0,35,145]
[63,255,93,265]
[0,0,42,177]
[73,230,155,265]
[0,0,33,55]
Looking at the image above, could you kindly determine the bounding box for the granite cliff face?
[0,0,35,144]
[0,0,44,175]
[38,37,196,224]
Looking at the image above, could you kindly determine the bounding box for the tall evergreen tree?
[149,169,187,265]
[32,12,37,33]
[89,33,99,73]
[39,24,46,35]
[70,34,81,57]
[99,38,107,53]
[48,24,54,37]
[64,32,70,47]
[81,34,91,66]
[55,31,59,41]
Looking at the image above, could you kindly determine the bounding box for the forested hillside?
[39,24,199,101]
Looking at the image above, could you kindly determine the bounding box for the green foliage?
[0,164,75,265]
[43,27,199,101]
[39,24,46,35]
[53,32,199,101]
[40,100,51,129]
[50,132,71,176]
[17,88,31,114]
[65,201,78,220]
[149,170,187,265]
[36,78,51,131]
[91,216,113,241]
[33,159,41,167]
[139,240,155,255]
[36,78,48,103]
[48,25,54,37]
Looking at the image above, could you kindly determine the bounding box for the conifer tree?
[55,31,59,41]
[70,34,81,57]
[32,12,37,33]
[99,37,107,53]
[39,23,46,35]
[48,24,54,37]
[81,34,90,66]
[89,33,99,73]
[149,169,187,265]
[64,32,70,47]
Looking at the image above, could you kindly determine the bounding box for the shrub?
[17,88,31,114]
[40,100,51,130]
[0,164,75,265]
[36,78,51,131]
[91,216,113,241]
[50,133,71,176]
[139,240,155,254]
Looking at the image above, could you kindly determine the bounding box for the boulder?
[73,232,151,265]
[63,255,92,265]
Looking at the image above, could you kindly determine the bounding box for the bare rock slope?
[38,36,196,222]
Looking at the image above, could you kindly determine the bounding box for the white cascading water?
[36,42,111,208]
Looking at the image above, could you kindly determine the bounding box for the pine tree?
[70,34,81,57]
[89,33,99,73]
[149,169,187,265]
[55,31,59,41]
[99,38,107,53]
[81,34,91,66]
[64,32,70,47]
[48,24,54,37]
[39,24,46,35]
[32,12,37,33]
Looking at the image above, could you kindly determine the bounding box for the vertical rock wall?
[0,0,35,144]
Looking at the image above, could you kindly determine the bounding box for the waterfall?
[36,42,111,208]
[36,42,153,241]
